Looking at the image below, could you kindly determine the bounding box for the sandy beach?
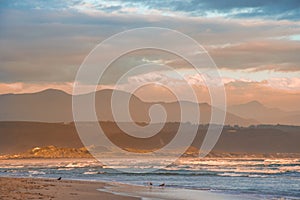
[0,177,140,200]
[0,176,260,200]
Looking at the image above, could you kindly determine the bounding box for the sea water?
[0,157,299,199]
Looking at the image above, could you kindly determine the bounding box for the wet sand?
[101,182,257,200]
[0,177,140,200]
[0,177,257,200]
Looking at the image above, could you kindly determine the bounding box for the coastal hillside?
[0,146,92,159]
[0,121,299,156]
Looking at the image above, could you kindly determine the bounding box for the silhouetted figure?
[57,177,62,180]
[159,183,165,187]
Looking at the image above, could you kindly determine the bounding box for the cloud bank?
[0,0,299,110]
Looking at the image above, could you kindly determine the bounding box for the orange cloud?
[0,82,74,95]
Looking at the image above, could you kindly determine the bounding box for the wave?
[83,171,105,175]
[218,173,248,177]
[28,170,46,175]
[217,173,269,178]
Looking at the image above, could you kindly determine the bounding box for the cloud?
[266,77,300,91]
[1,7,300,84]
[209,39,300,71]
[2,0,300,20]
[0,1,300,111]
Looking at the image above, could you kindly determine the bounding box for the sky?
[0,0,300,110]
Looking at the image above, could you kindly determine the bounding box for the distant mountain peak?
[35,88,69,95]
[245,100,264,106]
[37,88,66,93]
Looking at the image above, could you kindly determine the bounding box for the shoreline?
[0,176,140,200]
[98,182,259,200]
[0,176,259,200]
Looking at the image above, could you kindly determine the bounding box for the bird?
[159,183,165,187]
[57,177,62,180]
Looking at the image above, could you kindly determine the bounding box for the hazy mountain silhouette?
[0,89,72,122]
[228,100,300,125]
[0,89,258,126]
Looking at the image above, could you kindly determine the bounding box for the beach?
[0,177,261,200]
[0,177,139,200]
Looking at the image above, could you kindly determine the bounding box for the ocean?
[0,157,299,199]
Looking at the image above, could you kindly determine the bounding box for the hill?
[0,121,299,156]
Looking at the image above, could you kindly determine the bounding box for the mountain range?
[0,89,299,126]
[228,100,300,125]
